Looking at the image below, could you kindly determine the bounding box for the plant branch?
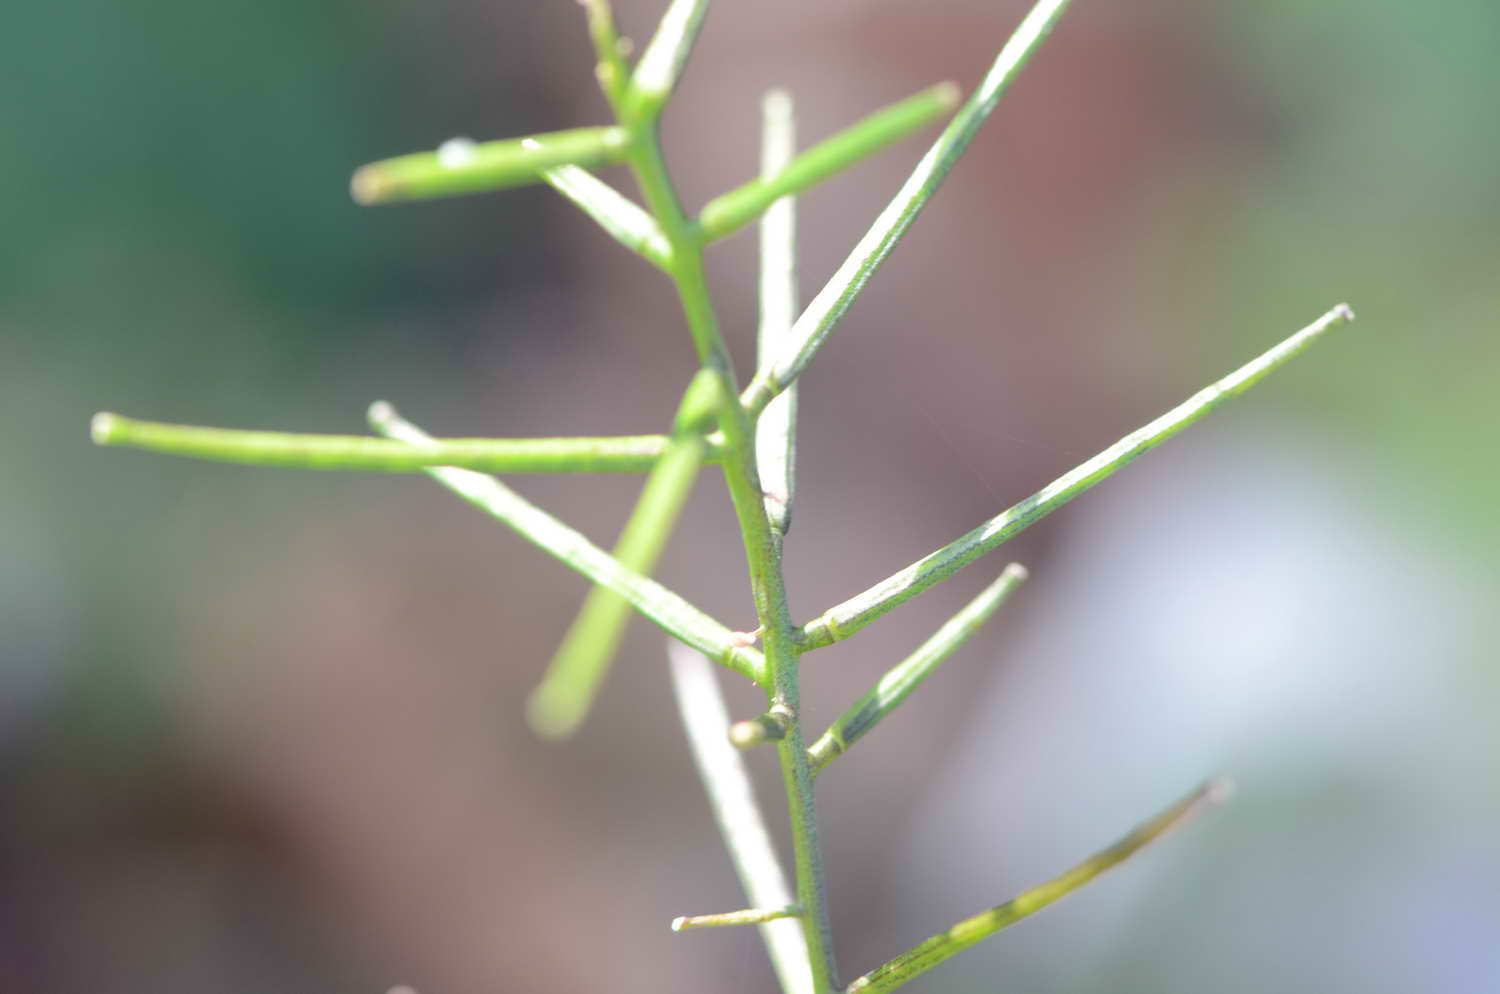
[351,126,629,205]
[527,371,721,739]
[699,83,959,243]
[368,401,766,686]
[844,780,1231,994]
[623,0,710,122]
[801,304,1355,650]
[668,642,813,994]
[672,906,801,931]
[540,165,672,270]
[808,563,1027,775]
[742,0,1074,418]
[755,89,799,534]
[89,412,715,475]
[580,0,631,110]
[615,6,839,980]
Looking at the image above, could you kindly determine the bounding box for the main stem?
[626,121,839,993]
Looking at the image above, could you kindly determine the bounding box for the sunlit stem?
[755,89,799,535]
[742,0,1075,418]
[580,0,631,109]
[623,0,710,122]
[672,906,801,931]
[807,563,1027,775]
[614,8,839,984]
[844,780,1232,994]
[669,643,813,994]
[801,304,1355,649]
[527,371,721,739]
[368,401,767,686]
[352,126,629,205]
[541,165,672,270]
[700,83,959,243]
[90,412,713,474]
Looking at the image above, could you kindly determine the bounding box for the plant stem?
[617,16,840,979]
[90,412,711,474]
[742,0,1075,418]
[756,89,800,535]
[807,563,1027,775]
[700,82,959,243]
[367,401,766,686]
[801,304,1355,650]
[623,0,711,121]
[672,906,801,931]
[527,372,722,738]
[579,0,631,110]
[527,435,706,738]
[844,780,1231,994]
[539,165,672,270]
[352,126,629,205]
[668,642,812,993]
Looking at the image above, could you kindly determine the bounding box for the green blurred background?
[3,1,1497,991]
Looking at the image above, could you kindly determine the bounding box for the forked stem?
[614,4,839,986]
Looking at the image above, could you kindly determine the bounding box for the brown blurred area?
[5,1,1498,992]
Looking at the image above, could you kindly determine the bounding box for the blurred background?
[3,0,1497,991]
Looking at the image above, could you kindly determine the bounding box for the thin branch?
[620,31,842,990]
[89,412,713,475]
[668,642,813,994]
[527,438,705,737]
[700,83,959,243]
[351,126,629,205]
[673,906,800,931]
[755,89,800,535]
[801,304,1355,649]
[844,780,1232,994]
[742,0,1074,418]
[624,0,710,121]
[579,0,631,110]
[541,165,672,270]
[527,371,721,739]
[808,563,1027,775]
[368,401,766,687]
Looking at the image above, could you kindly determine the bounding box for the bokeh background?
[4,1,1498,991]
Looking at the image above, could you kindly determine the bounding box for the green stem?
[352,126,629,205]
[700,82,959,243]
[540,165,672,270]
[623,0,711,122]
[367,401,766,686]
[755,89,800,535]
[807,563,1027,775]
[667,642,812,994]
[580,0,631,110]
[844,780,1231,994]
[90,412,714,474]
[672,906,801,931]
[742,0,1074,418]
[618,29,840,983]
[802,304,1355,650]
[527,436,706,737]
[527,372,721,739]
